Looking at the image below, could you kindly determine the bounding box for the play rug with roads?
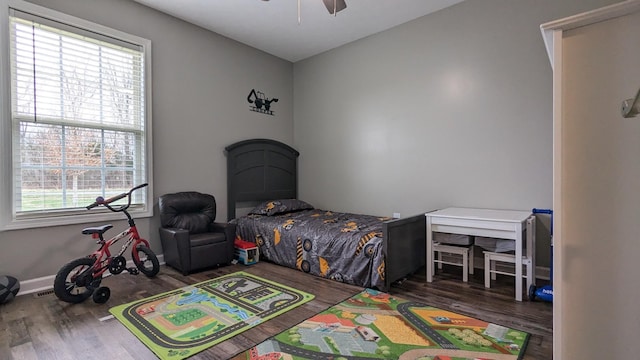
[109,271,314,360]
[232,289,530,360]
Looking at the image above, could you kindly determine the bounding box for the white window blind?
[4,4,152,227]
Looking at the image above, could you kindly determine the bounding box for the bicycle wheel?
[133,245,159,277]
[53,257,98,304]
[92,286,111,304]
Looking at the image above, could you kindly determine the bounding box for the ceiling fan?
[321,0,347,15]
[262,0,347,18]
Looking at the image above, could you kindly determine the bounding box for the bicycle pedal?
[127,267,139,275]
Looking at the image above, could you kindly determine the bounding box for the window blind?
[8,8,147,217]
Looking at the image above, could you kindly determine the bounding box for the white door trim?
[539,2,640,359]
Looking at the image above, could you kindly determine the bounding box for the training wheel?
[528,284,537,301]
[93,286,111,304]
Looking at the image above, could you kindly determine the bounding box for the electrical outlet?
[393,212,401,218]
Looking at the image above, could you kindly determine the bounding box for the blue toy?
[529,208,553,302]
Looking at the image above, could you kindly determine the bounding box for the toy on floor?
[53,184,159,304]
[234,238,259,265]
[529,208,553,302]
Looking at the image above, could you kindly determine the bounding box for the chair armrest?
[159,227,189,242]
[211,222,237,238]
[211,222,237,260]
[159,227,191,271]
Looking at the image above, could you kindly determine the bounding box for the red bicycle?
[53,183,159,304]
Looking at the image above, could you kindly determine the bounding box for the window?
[0,0,153,230]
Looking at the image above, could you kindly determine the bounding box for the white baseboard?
[535,266,551,281]
[19,254,165,297]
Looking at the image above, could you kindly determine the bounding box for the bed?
[225,138,426,291]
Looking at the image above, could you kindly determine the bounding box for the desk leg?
[426,216,433,282]
[515,222,523,301]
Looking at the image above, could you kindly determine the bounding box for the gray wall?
[1,0,620,281]
[293,0,618,268]
[0,0,293,280]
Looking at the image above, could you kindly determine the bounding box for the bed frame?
[225,138,425,290]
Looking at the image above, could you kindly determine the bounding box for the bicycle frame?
[54,183,158,304]
[83,183,151,279]
[88,225,151,279]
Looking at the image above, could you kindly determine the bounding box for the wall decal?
[247,89,278,116]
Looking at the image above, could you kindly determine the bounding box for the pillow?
[249,199,314,216]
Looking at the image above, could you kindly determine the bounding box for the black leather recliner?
[158,192,235,275]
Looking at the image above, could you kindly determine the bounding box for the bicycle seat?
[81,224,113,235]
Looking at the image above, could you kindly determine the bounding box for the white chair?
[433,243,474,282]
[480,215,536,294]
[483,251,533,290]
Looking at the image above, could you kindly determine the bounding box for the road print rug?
[232,289,529,360]
[109,271,314,360]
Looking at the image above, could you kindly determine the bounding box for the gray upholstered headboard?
[225,139,300,221]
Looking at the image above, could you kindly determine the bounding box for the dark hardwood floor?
[0,262,552,359]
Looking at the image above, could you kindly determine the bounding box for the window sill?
[1,207,153,231]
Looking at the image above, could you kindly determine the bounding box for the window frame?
[0,0,153,231]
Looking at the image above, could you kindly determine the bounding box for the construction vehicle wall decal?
[247,89,278,115]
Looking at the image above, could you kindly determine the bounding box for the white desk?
[425,207,535,301]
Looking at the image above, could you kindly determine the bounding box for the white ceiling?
[132,0,466,62]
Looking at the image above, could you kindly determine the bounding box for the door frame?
[540,1,640,358]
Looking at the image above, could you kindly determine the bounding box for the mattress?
[232,209,391,289]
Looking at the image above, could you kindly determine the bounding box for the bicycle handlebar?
[86,183,149,210]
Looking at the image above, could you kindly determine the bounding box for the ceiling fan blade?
[322,0,347,15]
